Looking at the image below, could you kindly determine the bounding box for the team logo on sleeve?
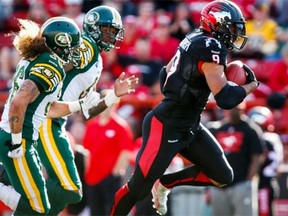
[42,68,54,78]
[54,33,72,47]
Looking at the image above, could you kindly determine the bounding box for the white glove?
[80,90,100,118]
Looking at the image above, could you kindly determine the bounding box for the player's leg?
[110,111,184,215]
[159,123,233,187]
[0,162,10,185]
[38,118,82,215]
[151,123,234,215]
[0,130,50,215]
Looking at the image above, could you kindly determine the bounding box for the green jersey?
[54,35,102,125]
[0,52,65,140]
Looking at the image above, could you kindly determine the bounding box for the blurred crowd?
[1,0,288,215]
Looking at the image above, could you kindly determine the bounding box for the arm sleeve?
[214,84,246,109]
[28,63,63,92]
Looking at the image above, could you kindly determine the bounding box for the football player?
[110,0,259,215]
[0,17,89,215]
[35,6,137,215]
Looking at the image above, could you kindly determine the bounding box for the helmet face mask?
[41,17,81,64]
[83,6,124,52]
[200,0,248,50]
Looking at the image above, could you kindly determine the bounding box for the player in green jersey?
[0,6,138,216]
[0,17,99,215]
[36,6,138,215]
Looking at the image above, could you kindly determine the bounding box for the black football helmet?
[200,0,248,50]
[83,5,124,52]
[41,17,81,64]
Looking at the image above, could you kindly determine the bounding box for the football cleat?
[151,179,171,215]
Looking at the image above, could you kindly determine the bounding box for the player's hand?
[243,64,259,86]
[80,90,100,111]
[5,141,24,158]
[114,72,139,97]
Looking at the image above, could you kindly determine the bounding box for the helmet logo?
[55,33,72,47]
[86,12,99,24]
[210,11,231,24]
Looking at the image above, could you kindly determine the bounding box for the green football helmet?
[83,6,124,52]
[41,17,81,64]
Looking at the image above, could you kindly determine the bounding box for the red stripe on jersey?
[164,172,212,188]
[139,116,163,177]
[198,61,205,76]
[110,183,129,216]
[195,171,212,183]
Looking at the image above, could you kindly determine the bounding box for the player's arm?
[9,79,40,134]
[80,72,139,120]
[47,101,77,118]
[202,62,258,95]
[202,62,258,109]
[7,79,40,158]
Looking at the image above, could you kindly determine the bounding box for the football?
[225,60,247,85]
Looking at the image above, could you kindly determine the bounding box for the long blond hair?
[13,19,50,60]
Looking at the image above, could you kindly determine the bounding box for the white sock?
[0,182,21,210]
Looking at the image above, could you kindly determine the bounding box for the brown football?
[225,60,247,85]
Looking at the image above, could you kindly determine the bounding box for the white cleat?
[151,179,171,215]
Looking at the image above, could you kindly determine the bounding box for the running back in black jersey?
[155,29,227,130]
[162,29,227,106]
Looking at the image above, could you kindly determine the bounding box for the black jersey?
[154,29,227,131]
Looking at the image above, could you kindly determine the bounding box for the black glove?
[5,140,23,158]
[243,64,259,86]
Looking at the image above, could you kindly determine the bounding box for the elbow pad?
[214,84,246,109]
[159,67,167,92]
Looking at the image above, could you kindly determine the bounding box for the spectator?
[41,0,66,17]
[118,37,163,87]
[135,1,156,38]
[248,106,283,216]
[62,0,85,29]
[117,15,139,58]
[255,0,288,27]
[231,3,280,59]
[169,2,196,41]
[267,43,288,96]
[207,102,264,216]
[0,0,13,30]
[83,90,134,216]
[150,14,180,64]
[27,1,50,25]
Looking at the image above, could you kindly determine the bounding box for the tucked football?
[225,60,247,85]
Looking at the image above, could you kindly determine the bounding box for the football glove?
[5,141,23,158]
[243,64,259,86]
[80,90,100,118]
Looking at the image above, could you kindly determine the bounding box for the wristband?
[67,101,81,113]
[11,132,22,145]
[104,90,120,107]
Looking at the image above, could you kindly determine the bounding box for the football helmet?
[41,17,81,64]
[83,5,124,52]
[247,106,274,130]
[200,0,248,50]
